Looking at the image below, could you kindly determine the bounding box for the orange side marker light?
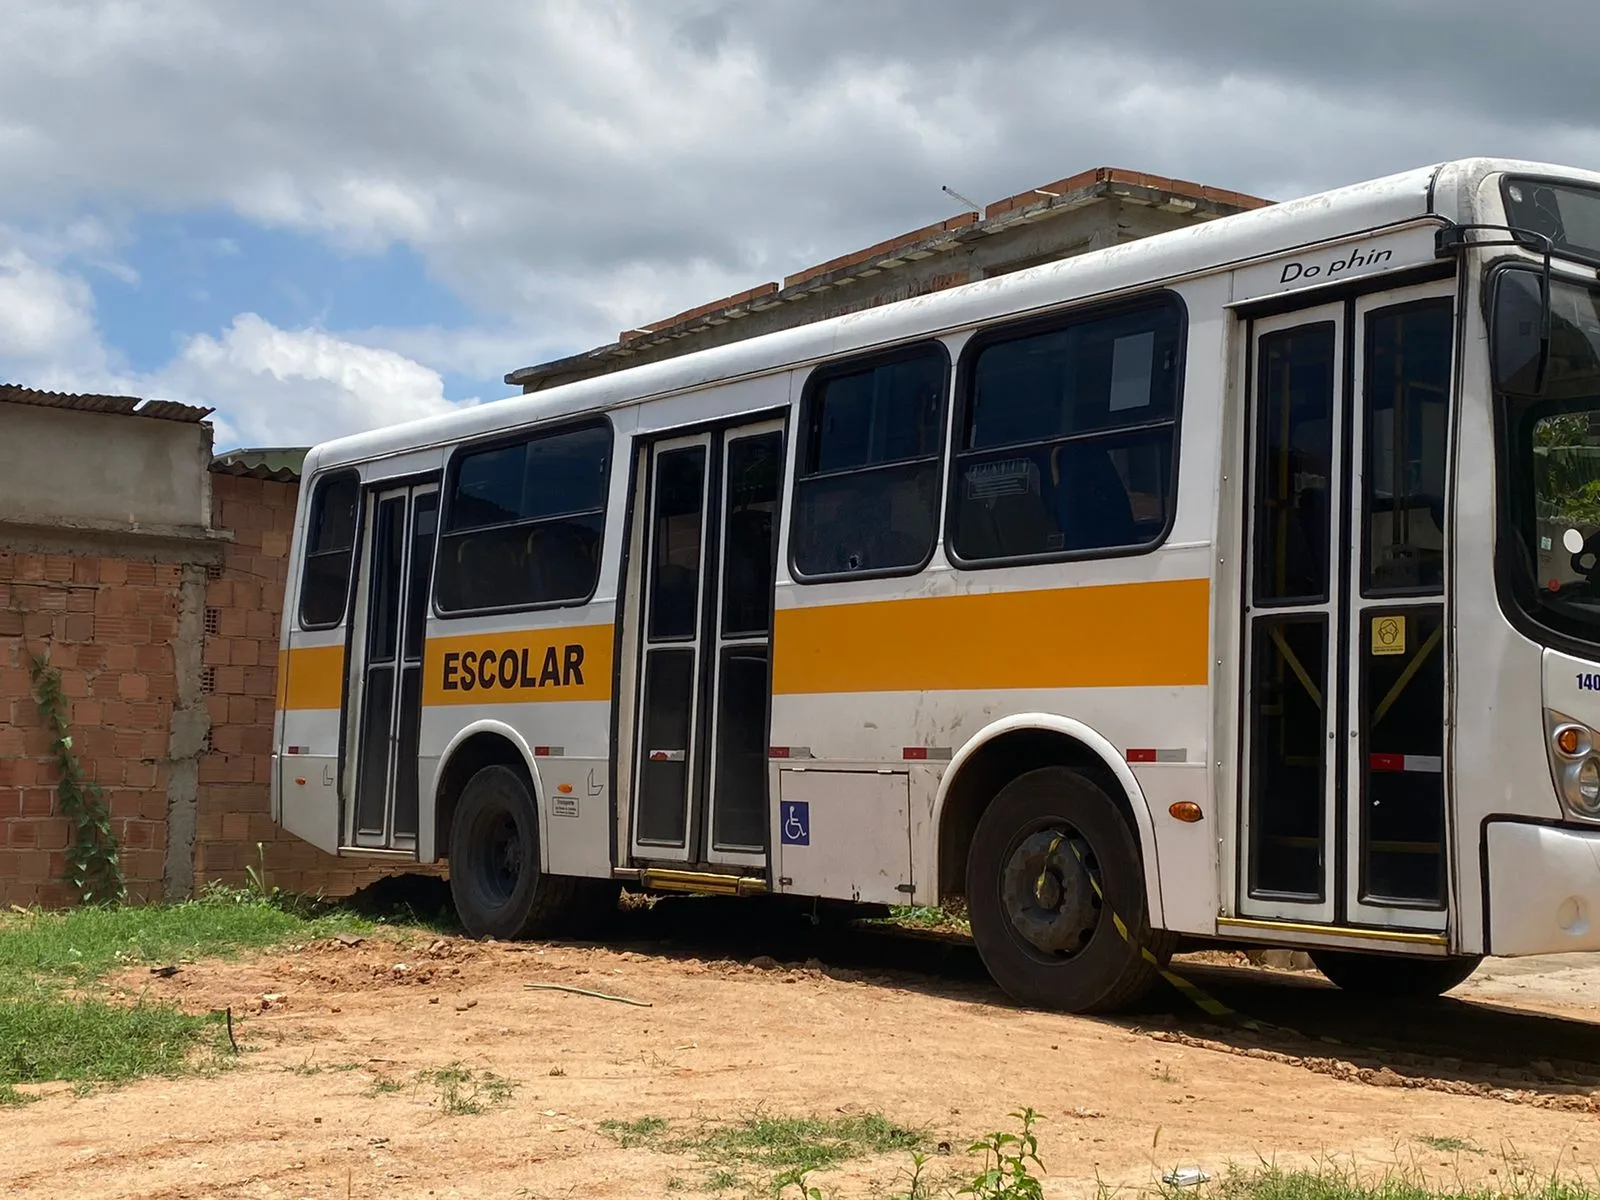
[1168,801,1203,823]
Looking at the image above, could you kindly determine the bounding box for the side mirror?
[1492,269,1550,395]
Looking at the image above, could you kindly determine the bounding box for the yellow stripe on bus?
[276,644,346,711]
[279,579,1206,710]
[422,624,615,706]
[771,578,1210,695]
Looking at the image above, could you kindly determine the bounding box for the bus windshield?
[1501,276,1600,644]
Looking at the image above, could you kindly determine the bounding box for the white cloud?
[27,0,1600,343]
[0,250,100,363]
[0,0,1598,445]
[156,314,476,448]
[0,223,477,448]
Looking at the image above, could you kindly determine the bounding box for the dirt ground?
[9,907,1600,1200]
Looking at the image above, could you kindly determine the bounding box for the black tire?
[1310,949,1482,998]
[966,766,1172,1013]
[447,764,583,940]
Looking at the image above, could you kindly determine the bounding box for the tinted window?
[1254,323,1336,604]
[1504,178,1600,266]
[368,495,405,663]
[648,447,706,641]
[299,472,360,628]
[790,349,946,577]
[950,299,1183,563]
[436,422,611,613]
[1363,300,1452,595]
[721,432,783,636]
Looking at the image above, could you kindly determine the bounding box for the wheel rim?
[997,825,1101,961]
[466,803,524,909]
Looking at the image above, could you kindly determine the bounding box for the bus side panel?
[276,465,346,856]
[417,693,615,878]
[767,274,1227,925]
[277,637,346,853]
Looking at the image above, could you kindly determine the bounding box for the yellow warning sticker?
[1371,614,1406,657]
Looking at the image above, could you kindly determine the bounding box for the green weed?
[1204,1164,1600,1200]
[1415,1136,1482,1155]
[880,904,971,934]
[0,1082,39,1106]
[960,1108,1044,1200]
[0,893,387,1089]
[417,1063,516,1116]
[0,987,224,1086]
[600,1115,671,1148]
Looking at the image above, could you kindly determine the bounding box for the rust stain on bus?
[771,578,1211,694]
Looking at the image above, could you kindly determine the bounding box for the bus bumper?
[1485,820,1600,955]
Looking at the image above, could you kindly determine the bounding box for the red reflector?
[902,747,928,760]
[650,751,667,761]
[285,746,302,755]
[1369,753,1404,772]
[769,746,790,758]
[533,746,551,757]
[1126,748,1157,763]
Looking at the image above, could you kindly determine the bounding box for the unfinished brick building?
[0,388,422,907]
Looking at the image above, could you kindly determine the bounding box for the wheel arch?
[932,714,1165,928]
[426,720,546,868]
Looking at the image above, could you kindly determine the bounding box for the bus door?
[348,480,439,852]
[627,419,785,869]
[1237,281,1454,933]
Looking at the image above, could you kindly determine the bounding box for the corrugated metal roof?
[0,383,213,423]
[210,447,308,482]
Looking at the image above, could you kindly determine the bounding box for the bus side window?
[299,472,360,629]
[949,297,1183,564]
[435,421,611,614]
[790,347,947,579]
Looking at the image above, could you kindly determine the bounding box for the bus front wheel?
[966,766,1171,1013]
[1309,949,1482,999]
[448,764,580,941]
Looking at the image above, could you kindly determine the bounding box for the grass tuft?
[0,1082,40,1106]
[0,987,224,1086]
[0,891,375,984]
[0,890,389,1090]
[1414,1136,1482,1155]
[418,1062,516,1116]
[1202,1165,1600,1200]
[601,1115,671,1148]
[701,1113,924,1174]
[601,1110,925,1193]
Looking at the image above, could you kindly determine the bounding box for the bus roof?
[300,157,1587,476]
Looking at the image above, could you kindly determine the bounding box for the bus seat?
[1053,443,1135,550]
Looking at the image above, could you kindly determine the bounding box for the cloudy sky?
[2,0,1597,450]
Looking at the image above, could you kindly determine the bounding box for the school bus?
[274,158,1600,1011]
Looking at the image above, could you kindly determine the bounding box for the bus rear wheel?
[448,764,581,941]
[966,766,1170,1013]
[1309,949,1482,999]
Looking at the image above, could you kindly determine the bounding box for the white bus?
[273,158,1600,1012]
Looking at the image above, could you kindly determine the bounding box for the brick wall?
[0,473,437,909]
[194,472,439,899]
[0,552,181,907]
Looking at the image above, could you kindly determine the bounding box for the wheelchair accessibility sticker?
[781,801,810,846]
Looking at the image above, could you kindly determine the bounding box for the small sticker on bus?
[1371,615,1405,657]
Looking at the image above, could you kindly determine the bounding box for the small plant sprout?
[960,1108,1045,1200]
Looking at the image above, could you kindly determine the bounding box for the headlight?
[1579,759,1600,811]
[1547,710,1600,818]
